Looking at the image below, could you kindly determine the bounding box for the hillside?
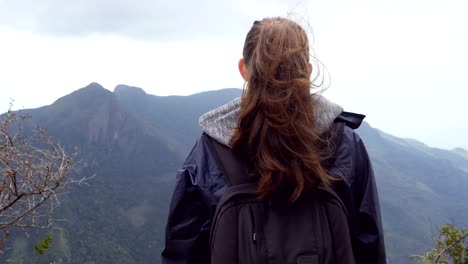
[2,83,467,264]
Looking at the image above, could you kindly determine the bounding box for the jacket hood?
[199,94,344,147]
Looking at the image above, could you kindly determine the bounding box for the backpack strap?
[320,121,345,169]
[317,185,349,219]
[204,133,250,186]
[331,121,345,146]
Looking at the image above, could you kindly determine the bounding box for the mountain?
[2,83,468,264]
[6,83,186,263]
[113,84,242,154]
[357,123,468,263]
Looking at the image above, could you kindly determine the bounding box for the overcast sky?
[0,0,467,150]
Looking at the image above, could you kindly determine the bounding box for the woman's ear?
[238,58,248,81]
[308,62,313,76]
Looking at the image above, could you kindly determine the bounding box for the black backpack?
[207,123,355,264]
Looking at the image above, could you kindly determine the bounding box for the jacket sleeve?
[161,139,212,264]
[350,130,387,264]
[333,127,386,264]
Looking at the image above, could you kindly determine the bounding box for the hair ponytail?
[230,17,333,202]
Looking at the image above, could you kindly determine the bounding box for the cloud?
[0,0,321,40]
[1,0,467,149]
[0,0,264,40]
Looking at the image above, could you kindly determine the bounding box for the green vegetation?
[1,83,467,263]
[413,225,468,263]
[34,235,52,255]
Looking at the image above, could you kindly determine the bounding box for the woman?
[162,17,386,264]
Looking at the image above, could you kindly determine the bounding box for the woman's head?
[238,17,311,87]
[230,17,332,202]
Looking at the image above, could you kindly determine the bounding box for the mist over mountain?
[2,83,467,264]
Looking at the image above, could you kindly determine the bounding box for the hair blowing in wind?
[230,17,333,202]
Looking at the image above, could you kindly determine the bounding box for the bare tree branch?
[0,108,90,230]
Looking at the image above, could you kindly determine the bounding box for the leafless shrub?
[0,108,90,230]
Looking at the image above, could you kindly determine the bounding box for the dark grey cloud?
[0,0,262,40]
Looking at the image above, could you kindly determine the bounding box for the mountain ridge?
[2,82,467,264]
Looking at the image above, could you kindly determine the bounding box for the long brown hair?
[230,17,333,202]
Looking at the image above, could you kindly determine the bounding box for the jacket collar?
[199,94,344,147]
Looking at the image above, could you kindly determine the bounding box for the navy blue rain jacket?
[161,112,386,264]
